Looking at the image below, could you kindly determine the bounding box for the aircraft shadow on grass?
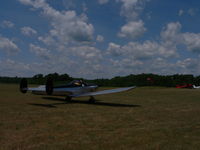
[28,96,141,108]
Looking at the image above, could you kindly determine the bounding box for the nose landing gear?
[65,96,72,101]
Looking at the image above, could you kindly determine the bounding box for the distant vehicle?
[193,85,200,89]
[176,83,193,89]
[20,78,136,103]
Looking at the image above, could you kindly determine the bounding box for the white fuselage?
[31,85,98,96]
[193,85,200,89]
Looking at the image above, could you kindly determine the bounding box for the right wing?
[71,86,136,97]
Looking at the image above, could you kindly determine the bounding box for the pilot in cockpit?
[74,80,85,87]
[80,80,85,87]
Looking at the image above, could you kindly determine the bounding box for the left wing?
[71,86,136,97]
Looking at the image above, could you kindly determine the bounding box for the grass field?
[1,84,200,150]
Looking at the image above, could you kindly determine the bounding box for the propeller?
[20,78,27,93]
[46,77,54,95]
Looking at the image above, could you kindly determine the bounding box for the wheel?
[89,96,95,103]
[65,96,72,101]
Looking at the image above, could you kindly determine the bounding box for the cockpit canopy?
[54,80,95,89]
[67,80,88,87]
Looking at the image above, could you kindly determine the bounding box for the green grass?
[1,84,200,150]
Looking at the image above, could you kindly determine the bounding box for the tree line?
[1,73,200,87]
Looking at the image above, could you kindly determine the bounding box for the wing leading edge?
[71,86,136,97]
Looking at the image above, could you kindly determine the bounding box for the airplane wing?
[20,87,45,92]
[71,86,136,97]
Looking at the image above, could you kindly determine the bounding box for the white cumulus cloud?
[0,36,20,55]
[188,8,196,16]
[21,26,37,36]
[118,20,146,39]
[178,9,184,16]
[161,22,200,54]
[0,59,30,77]
[107,42,122,56]
[96,35,104,42]
[108,40,176,60]
[118,0,146,20]
[14,0,200,78]
[18,0,94,45]
[182,33,200,52]
[29,44,51,60]
[117,0,148,39]
[161,22,182,41]
[0,20,15,28]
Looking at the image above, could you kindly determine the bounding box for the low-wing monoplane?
[20,78,135,103]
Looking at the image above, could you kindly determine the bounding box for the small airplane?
[193,85,200,89]
[176,83,193,89]
[20,78,136,103]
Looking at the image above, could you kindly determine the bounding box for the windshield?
[67,80,88,87]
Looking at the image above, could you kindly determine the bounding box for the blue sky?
[1,0,200,79]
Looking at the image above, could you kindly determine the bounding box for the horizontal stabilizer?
[28,86,46,92]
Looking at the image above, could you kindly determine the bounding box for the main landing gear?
[65,96,96,103]
[89,96,95,103]
[65,96,72,101]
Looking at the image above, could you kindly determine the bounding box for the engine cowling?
[20,78,27,93]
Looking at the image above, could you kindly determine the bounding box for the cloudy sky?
[1,0,200,79]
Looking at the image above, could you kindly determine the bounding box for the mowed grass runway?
[1,84,200,150]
